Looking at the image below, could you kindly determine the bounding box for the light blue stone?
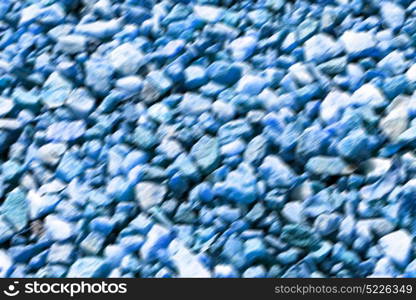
[160,39,185,58]
[85,58,114,95]
[106,176,134,202]
[44,215,74,241]
[67,257,110,277]
[66,88,95,117]
[379,230,412,268]
[75,19,121,39]
[90,216,115,236]
[184,65,208,89]
[0,98,14,117]
[336,129,369,161]
[381,1,405,30]
[215,163,257,204]
[80,232,106,255]
[0,250,12,277]
[179,93,212,115]
[259,155,296,188]
[12,88,41,111]
[115,76,143,93]
[190,135,220,174]
[236,75,267,95]
[230,35,257,61]
[28,190,60,220]
[121,150,148,174]
[282,201,303,223]
[56,34,88,54]
[306,156,353,176]
[377,50,407,76]
[304,33,343,63]
[46,120,86,142]
[47,243,75,264]
[242,265,266,278]
[147,70,173,95]
[1,188,28,231]
[140,224,173,260]
[341,31,377,58]
[56,152,84,182]
[135,182,167,210]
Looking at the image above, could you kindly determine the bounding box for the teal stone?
[132,126,158,150]
[1,188,28,231]
[281,224,321,250]
[191,135,220,174]
[12,88,41,111]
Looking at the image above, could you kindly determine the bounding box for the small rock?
[236,75,267,95]
[184,65,208,90]
[44,215,74,241]
[207,61,242,86]
[75,19,120,39]
[56,34,88,54]
[230,35,257,61]
[1,188,28,231]
[340,31,377,58]
[215,163,257,204]
[306,156,353,176]
[37,143,67,165]
[67,257,110,277]
[379,230,412,268]
[190,135,220,174]
[304,33,343,63]
[259,155,297,188]
[135,182,167,210]
[108,43,145,75]
[45,121,86,142]
[168,239,211,277]
[380,1,405,30]
[282,201,303,223]
[0,250,12,277]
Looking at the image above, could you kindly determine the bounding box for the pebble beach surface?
[0,0,416,278]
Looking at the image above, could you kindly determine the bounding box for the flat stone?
[184,65,208,90]
[140,224,173,260]
[67,257,110,277]
[379,230,412,268]
[46,120,86,142]
[306,156,353,176]
[236,75,267,95]
[168,239,211,277]
[108,43,145,75]
[44,215,74,241]
[215,163,257,204]
[190,135,220,174]
[1,188,28,231]
[282,201,303,223]
[230,35,257,61]
[37,143,67,165]
[380,1,405,30]
[207,61,242,86]
[259,155,297,188]
[56,34,88,54]
[28,190,60,220]
[135,182,167,210]
[340,31,377,58]
[304,33,343,63]
[75,19,121,39]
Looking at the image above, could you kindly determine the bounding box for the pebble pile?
[0,0,416,278]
